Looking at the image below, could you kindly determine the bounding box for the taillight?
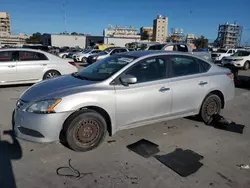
[68,61,76,66]
[226,72,234,80]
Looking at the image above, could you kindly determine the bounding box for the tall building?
[215,22,243,48]
[0,12,11,35]
[153,15,168,42]
[140,27,153,41]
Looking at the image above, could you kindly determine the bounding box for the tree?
[71,32,78,35]
[193,35,208,49]
[141,31,149,40]
[25,32,42,44]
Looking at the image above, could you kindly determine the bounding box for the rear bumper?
[13,109,73,143]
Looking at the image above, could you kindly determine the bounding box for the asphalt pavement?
[0,70,250,188]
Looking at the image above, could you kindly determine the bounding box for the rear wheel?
[62,54,67,58]
[200,94,222,124]
[43,70,60,80]
[64,109,107,152]
[243,61,249,70]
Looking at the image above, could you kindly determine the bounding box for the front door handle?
[199,81,208,86]
[41,64,47,66]
[159,87,170,92]
[8,65,15,68]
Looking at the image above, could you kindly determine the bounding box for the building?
[153,15,168,42]
[168,28,185,43]
[104,37,139,47]
[0,12,11,35]
[215,22,243,48]
[186,33,195,44]
[103,25,140,39]
[0,33,30,47]
[41,34,87,48]
[140,27,153,41]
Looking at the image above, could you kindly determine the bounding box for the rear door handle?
[159,87,170,92]
[41,64,47,66]
[8,65,15,68]
[199,81,208,86]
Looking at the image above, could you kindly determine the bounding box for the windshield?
[99,51,108,55]
[74,55,136,81]
[232,51,250,57]
[217,49,227,53]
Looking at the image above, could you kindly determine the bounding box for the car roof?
[0,48,47,53]
[120,50,189,57]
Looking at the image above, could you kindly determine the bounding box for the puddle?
[210,114,245,134]
[126,139,160,158]
[155,148,204,177]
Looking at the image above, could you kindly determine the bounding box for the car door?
[167,55,210,115]
[16,51,49,81]
[114,55,171,128]
[0,51,18,83]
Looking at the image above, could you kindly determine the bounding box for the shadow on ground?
[235,75,250,90]
[0,130,22,188]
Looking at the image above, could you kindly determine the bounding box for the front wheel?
[200,94,222,124]
[64,110,107,152]
[243,61,249,70]
[81,57,87,63]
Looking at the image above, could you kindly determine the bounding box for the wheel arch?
[63,105,113,136]
[201,90,225,111]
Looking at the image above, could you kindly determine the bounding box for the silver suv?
[13,51,235,151]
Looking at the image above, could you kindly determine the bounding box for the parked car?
[211,48,242,63]
[87,47,128,64]
[221,50,250,70]
[66,49,82,59]
[0,48,77,85]
[147,43,211,61]
[13,51,235,151]
[74,49,102,63]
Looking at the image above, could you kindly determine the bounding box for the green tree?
[193,35,208,49]
[25,32,42,44]
[71,32,78,35]
[141,31,149,40]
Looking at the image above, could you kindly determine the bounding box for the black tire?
[81,57,87,63]
[243,61,249,70]
[64,109,107,152]
[200,94,222,125]
[43,70,61,80]
[62,54,67,58]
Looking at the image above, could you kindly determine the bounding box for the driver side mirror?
[120,74,137,86]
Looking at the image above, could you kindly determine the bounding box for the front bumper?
[222,60,244,68]
[13,109,73,143]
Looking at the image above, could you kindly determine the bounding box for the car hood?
[21,75,97,102]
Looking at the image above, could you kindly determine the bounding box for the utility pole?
[63,0,67,34]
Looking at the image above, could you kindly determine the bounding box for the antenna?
[63,0,67,33]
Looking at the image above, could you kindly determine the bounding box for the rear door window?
[0,51,14,62]
[169,55,201,77]
[18,51,48,61]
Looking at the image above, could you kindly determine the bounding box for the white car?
[211,49,242,63]
[74,49,102,62]
[58,52,69,58]
[222,50,250,70]
[0,48,78,85]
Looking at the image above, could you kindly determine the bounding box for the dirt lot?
[0,70,250,188]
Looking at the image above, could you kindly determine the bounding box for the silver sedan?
[13,51,235,151]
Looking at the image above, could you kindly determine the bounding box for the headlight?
[26,99,62,113]
[93,56,97,59]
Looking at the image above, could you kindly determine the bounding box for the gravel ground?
[0,70,250,188]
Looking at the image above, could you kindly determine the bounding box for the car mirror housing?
[120,74,137,85]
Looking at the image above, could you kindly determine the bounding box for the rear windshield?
[148,44,165,50]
